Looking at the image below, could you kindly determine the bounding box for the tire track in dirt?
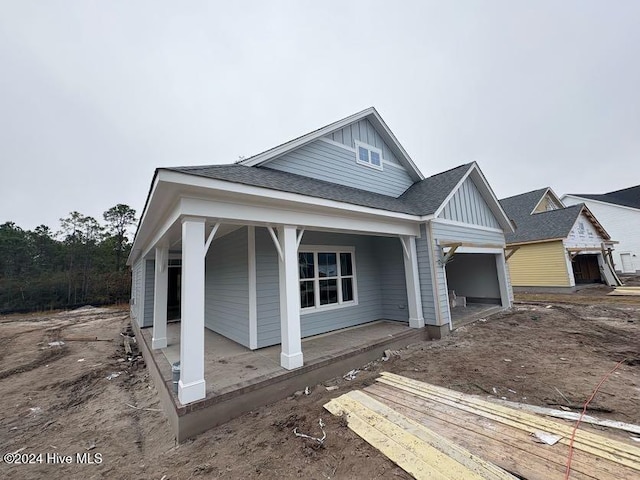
[0,346,69,380]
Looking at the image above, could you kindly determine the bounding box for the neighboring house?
[562,186,640,274]
[500,188,620,289]
[126,107,514,406]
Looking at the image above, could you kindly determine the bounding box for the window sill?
[356,159,383,171]
[300,301,358,315]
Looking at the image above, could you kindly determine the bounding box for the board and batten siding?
[439,177,501,229]
[430,221,507,325]
[325,118,401,165]
[265,138,414,197]
[507,241,571,287]
[142,259,155,327]
[415,224,438,325]
[205,227,250,347]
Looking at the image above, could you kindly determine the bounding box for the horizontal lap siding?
[374,237,409,322]
[255,230,389,347]
[431,222,507,325]
[299,232,384,337]
[205,227,250,347]
[256,228,281,348]
[267,139,414,197]
[143,259,155,327]
[507,241,571,287]
[415,224,437,325]
[326,119,401,165]
[439,178,501,229]
[131,260,143,325]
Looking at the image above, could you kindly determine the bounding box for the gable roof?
[566,185,640,210]
[500,188,610,244]
[165,160,514,231]
[238,107,424,181]
[530,187,564,213]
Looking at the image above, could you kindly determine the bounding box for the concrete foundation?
[133,319,429,442]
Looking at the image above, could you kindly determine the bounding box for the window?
[298,247,357,312]
[354,140,383,170]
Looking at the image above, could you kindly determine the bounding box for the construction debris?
[106,372,122,380]
[343,369,359,381]
[608,286,640,296]
[293,418,326,446]
[531,430,562,445]
[326,372,640,480]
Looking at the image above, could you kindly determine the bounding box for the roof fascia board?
[158,169,431,222]
[367,109,424,180]
[531,187,564,213]
[507,238,566,247]
[127,172,160,265]
[577,205,611,240]
[561,194,640,213]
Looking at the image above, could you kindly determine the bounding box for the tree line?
[0,204,137,313]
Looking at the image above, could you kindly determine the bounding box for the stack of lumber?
[607,286,640,296]
[324,372,640,480]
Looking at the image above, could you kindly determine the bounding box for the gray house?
[127,108,514,406]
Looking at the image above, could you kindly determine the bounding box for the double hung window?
[298,248,356,312]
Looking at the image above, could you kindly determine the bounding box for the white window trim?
[298,245,358,315]
[354,140,383,171]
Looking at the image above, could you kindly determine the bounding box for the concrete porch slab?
[450,303,505,329]
[134,319,427,441]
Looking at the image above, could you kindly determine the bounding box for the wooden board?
[359,373,640,480]
[325,391,516,480]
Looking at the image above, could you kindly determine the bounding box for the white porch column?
[178,217,206,404]
[152,245,169,349]
[278,225,304,369]
[402,235,425,328]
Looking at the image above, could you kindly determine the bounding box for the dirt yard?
[1,290,639,480]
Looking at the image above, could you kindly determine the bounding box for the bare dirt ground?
[1,290,639,480]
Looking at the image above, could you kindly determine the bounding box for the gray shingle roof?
[499,189,583,244]
[568,185,640,210]
[166,162,473,216]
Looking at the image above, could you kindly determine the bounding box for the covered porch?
[131,186,426,407]
[134,317,425,441]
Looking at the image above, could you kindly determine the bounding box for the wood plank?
[345,390,517,480]
[376,376,640,470]
[489,398,640,435]
[326,395,484,480]
[365,383,614,480]
[378,373,640,469]
[379,373,640,459]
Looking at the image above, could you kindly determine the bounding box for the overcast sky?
[1,1,639,232]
